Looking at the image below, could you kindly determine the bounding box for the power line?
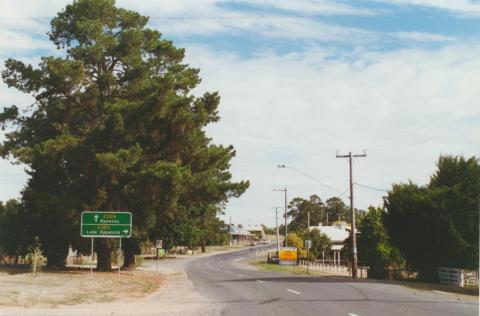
[277,165,342,195]
[354,182,389,192]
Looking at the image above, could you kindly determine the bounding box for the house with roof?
[308,221,350,265]
[246,224,266,241]
[228,224,253,243]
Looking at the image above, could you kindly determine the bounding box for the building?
[228,225,253,243]
[246,224,266,241]
[309,221,350,265]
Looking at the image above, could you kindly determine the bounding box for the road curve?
[185,246,478,316]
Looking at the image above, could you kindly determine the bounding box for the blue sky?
[0,0,479,227]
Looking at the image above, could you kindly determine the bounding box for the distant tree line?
[283,155,479,282]
[0,0,248,270]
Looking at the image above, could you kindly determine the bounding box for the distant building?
[309,221,350,265]
[246,224,266,240]
[228,224,253,243]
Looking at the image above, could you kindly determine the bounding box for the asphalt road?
[185,246,478,316]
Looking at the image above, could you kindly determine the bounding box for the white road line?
[286,289,301,295]
[237,274,244,277]
[348,313,359,316]
[225,270,231,274]
[256,280,264,283]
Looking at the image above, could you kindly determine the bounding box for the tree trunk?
[96,239,112,271]
[45,246,68,268]
[201,236,206,253]
[123,251,136,270]
[122,238,138,270]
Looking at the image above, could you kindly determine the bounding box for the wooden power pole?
[336,150,366,279]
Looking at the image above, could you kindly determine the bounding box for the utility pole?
[307,210,310,230]
[229,216,232,246]
[336,150,366,279]
[274,187,288,247]
[273,207,281,253]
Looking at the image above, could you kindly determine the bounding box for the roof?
[246,224,264,232]
[229,225,252,236]
[309,223,350,243]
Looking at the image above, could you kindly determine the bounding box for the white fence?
[298,260,368,278]
[438,267,479,287]
[253,246,277,257]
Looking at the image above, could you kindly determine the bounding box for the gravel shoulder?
[0,250,239,316]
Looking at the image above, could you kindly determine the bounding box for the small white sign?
[305,240,312,250]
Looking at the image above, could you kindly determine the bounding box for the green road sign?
[81,212,132,238]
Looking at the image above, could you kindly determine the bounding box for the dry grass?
[0,267,163,307]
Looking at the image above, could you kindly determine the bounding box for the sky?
[0,0,479,227]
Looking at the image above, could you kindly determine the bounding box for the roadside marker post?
[81,211,132,280]
[155,239,163,273]
[305,240,312,274]
[118,237,121,279]
[90,237,94,280]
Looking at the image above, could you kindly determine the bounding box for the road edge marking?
[286,289,301,295]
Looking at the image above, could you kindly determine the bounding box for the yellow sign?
[279,247,297,261]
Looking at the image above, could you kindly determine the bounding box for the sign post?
[81,212,132,279]
[304,240,312,274]
[118,237,121,279]
[90,238,94,280]
[155,239,163,273]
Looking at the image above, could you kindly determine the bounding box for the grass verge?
[0,267,163,307]
[249,260,479,297]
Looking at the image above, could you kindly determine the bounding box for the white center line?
[237,274,244,277]
[348,313,359,316]
[256,280,264,283]
[286,289,301,295]
[225,270,231,274]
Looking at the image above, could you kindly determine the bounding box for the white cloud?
[182,43,480,225]
[376,0,480,16]
[391,31,457,43]
[0,29,52,56]
[0,0,478,226]
[233,0,382,16]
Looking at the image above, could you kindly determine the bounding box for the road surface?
[186,246,478,316]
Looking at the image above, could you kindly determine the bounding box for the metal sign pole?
[307,247,310,274]
[90,237,94,280]
[118,237,121,279]
[156,248,159,273]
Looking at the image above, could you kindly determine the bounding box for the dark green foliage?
[287,195,323,232]
[300,228,332,260]
[357,207,404,279]
[325,197,350,223]
[0,0,248,270]
[0,200,32,259]
[287,195,350,233]
[262,225,276,235]
[384,155,479,282]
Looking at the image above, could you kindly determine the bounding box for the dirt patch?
[0,268,163,307]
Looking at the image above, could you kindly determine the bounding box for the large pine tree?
[0,0,248,270]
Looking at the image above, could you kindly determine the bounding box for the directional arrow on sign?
[94,214,98,222]
[123,229,129,234]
